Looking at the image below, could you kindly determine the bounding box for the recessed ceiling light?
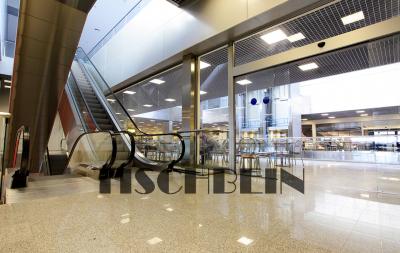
[356,110,365,113]
[107,99,116,102]
[128,109,135,112]
[341,11,365,25]
[236,79,252,85]
[200,61,211,69]
[150,79,165,84]
[4,85,11,89]
[287,32,306,42]
[321,113,329,116]
[260,29,287,45]
[123,91,136,95]
[360,114,368,117]
[302,119,308,121]
[143,104,153,107]
[165,98,176,102]
[237,236,254,246]
[116,113,121,115]
[328,116,336,119]
[200,90,207,95]
[299,62,319,71]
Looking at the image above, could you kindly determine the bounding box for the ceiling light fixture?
[360,114,368,117]
[4,80,11,84]
[321,113,329,116]
[4,85,11,89]
[165,98,176,102]
[143,104,153,107]
[236,79,252,85]
[150,79,165,85]
[200,90,207,95]
[107,99,116,102]
[128,109,135,112]
[341,11,365,25]
[200,61,211,69]
[328,116,336,119]
[260,29,287,45]
[299,62,319,71]
[302,119,308,121]
[287,32,306,42]
[123,91,136,95]
[356,110,365,113]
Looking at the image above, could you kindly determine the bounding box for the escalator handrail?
[69,72,101,131]
[12,125,30,174]
[64,131,117,173]
[75,47,186,167]
[112,131,136,169]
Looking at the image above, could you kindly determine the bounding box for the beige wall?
[90,0,300,86]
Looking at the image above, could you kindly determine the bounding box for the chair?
[238,138,261,175]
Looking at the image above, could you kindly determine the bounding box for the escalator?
[61,48,185,175]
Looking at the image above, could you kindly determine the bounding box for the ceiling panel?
[235,0,400,66]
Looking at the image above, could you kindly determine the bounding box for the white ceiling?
[79,0,142,53]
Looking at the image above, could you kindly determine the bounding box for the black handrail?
[10,125,30,188]
[75,47,186,168]
[64,131,116,174]
[69,72,100,130]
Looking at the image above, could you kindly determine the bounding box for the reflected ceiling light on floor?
[236,79,252,85]
[128,109,135,112]
[166,208,174,212]
[287,32,306,42]
[143,104,153,107]
[299,62,319,71]
[147,237,162,245]
[200,61,211,69]
[328,116,336,119]
[360,114,368,117]
[165,98,176,102]
[123,91,136,95]
[150,79,165,84]
[120,218,130,224]
[260,29,287,45]
[356,110,365,113]
[321,113,329,116]
[237,236,254,246]
[341,11,365,25]
[200,90,207,95]
[107,99,116,102]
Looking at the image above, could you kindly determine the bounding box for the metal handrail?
[69,72,100,130]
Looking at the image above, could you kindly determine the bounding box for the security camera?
[318,42,326,48]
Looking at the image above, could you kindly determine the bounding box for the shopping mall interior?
[0,0,400,252]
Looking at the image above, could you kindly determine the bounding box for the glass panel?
[66,132,114,175]
[199,47,229,169]
[234,33,400,195]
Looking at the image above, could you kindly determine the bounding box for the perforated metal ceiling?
[235,0,400,66]
[236,33,400,93]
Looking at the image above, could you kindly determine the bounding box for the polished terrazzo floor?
[1,161,400,252]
